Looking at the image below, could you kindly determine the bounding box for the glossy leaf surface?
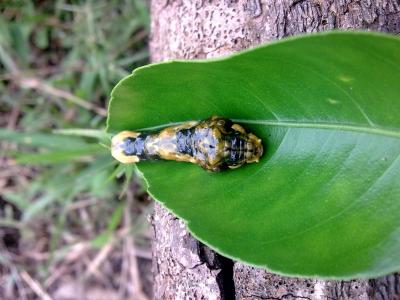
[107,32,400,278]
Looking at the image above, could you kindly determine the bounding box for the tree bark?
[150,0,400,299]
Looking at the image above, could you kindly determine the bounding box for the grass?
[0,1,152,299]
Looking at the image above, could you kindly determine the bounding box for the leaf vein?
[234,119,400,139]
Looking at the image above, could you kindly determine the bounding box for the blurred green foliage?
[0,0,149,261]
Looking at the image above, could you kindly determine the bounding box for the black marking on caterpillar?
[111,116,263,172]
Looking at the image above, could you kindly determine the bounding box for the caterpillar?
[111,116,263,172]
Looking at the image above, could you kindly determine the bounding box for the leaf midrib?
[235,119,400,139]
[134,119,400,139]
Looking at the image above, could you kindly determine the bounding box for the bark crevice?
[198,243,236,300]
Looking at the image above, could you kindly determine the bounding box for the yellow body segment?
[111,131,140,163]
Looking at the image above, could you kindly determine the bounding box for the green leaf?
[106,32,400,279]
[14,146,103,165]
[34,27,49,49]
[0,129,96,150]
[52,128,112,141]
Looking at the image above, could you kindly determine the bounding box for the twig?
[19,77,107,116]
[11,267,28,300]
[20,271,53,300]
[6,106,20,130]
[84,242,114,277]
[0,45,107,116]
[0,167,34,179]
[67,198,100,210]
[0,64,84,81]
[124,188,148,300]
[44,264,69,289]
[112,29,148,59]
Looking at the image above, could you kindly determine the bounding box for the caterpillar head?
[111,131,141,164]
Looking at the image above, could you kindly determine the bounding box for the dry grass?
[0,1,153,299]
[0,155,154,299]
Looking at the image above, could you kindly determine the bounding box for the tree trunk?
[150,1,400,299]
